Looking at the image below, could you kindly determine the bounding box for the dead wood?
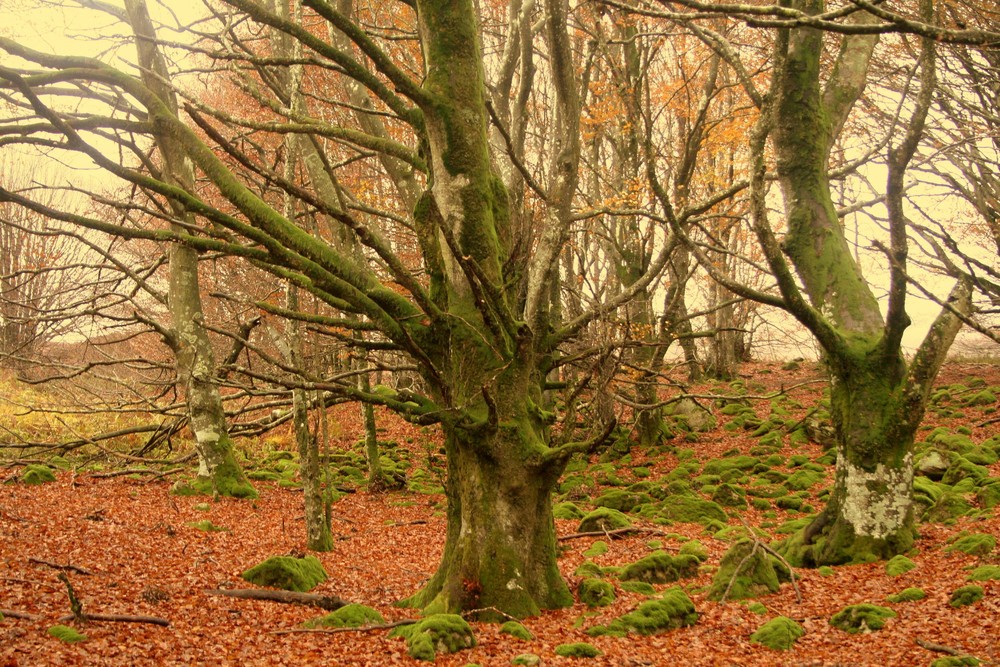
[30,557,93,575]
[57,612,170,627]
[205,588,349,611]
[270,619,417,635]
[558,526,676,541]
[916,638,970,656]
[0,608,41,621]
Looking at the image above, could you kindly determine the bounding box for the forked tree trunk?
[401,412,572,619]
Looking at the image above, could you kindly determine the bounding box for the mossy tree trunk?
[124,0,255,499]
[757,0,971,564]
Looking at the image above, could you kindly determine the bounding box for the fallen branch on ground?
[57,612,170,627]
[558,526,678,542]
[205,588,349,611]
[0,608,41,621]
[30,558,93,575]
[916,638,972,657]
[271,619,416,635]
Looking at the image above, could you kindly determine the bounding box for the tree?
[0,0,670,617]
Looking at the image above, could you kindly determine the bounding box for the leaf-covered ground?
[2,362,999,666]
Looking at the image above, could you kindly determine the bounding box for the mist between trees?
[1,0,998,618]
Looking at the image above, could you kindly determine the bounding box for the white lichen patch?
[839,453,913,540]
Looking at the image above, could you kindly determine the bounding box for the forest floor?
[1,361,999,666]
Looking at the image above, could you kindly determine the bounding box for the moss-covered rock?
[593,489,651,513]
[962,389,996,407]
[22,464,56,485]
[749,616,804,651]
[679,539,709,562]
[664,398,716,432]
[886,587,925,603]
[574,561,603,579]
[241,554,327,592]
[511,654,541,666]
[583,540,608,558]
[589,587,698,636]
[829,604,896,633]
[931,657,981,667]
[702,455,759,476]
[619,581,656,595]
[949,585,984,608]
[578,578,616,607]
[784,469,824,491]
[942,457,990,486]
[577,507,632,533]
[500,620,533,640]
[388,614,476,661]
[967,565,1000,581]
[48,624,86,643]
[303,603,384,629]
[658,495,727,525]
[885,555,916,577]
[924,492,974,523]
[555,642,601,658]
[620,553,699,585]
[712,483,747,508]
[946,533,996,558]
[975,480,1000,509]
[186,520,228,532]
[708,539,789,601]
[553,502,585,520]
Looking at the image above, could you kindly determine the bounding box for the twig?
[916,638,968,656]
[559,526,675,541]
[205,588,349,611]
[57,612,169,627]
[57,572,85,622]
[270,619,417,635]
[0,608,41,621]
[30,558,93,576]
[88,467,185,480]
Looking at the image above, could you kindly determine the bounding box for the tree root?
[205,588,349,611]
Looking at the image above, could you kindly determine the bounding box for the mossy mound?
[186,520,228,532]
[712,483,747,508]
[593,489,651,513]
[931,657,981,667]
[664,398,716,432]
[583,541,608,558]
[924,492,974,523]
[747,601,768,615]
[170,471,257,499]
[975,481,1000,509]
[48,624,87,643]
[829,604,896,633]
[555,642,601,658]
[578,578,616,607]
[303,604,383,629]
[886,587,925,603]
[577,507,632,533]
[658,495,727,525]
[885,555,916,577]
[574,561,603,579]
[749,616,804,651]
[784,469,824,491]
[620,553,699,585]
[946,533,996,558]
[703,455,759,476]
[942,457,990,486]
[589,587,698,636]
[679,539,709,562]
[708,539,790,601]
[949,585,984,608]
[967,565,1000,581]
[553,502,585,520]
[619,581,656,595]
[22,464,56,485]
[500,620,533,641]
[388,614,476,661]
[241,554,327,592]
[511,654,541,666]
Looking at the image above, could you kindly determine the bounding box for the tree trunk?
[400,409,572,619]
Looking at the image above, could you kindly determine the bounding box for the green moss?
[924,492,974,523]
[946,533,996,558]
[511,654,541,666]
[829,604,896,633]
[962,389,996,406]
[751,498,772,511]
[590,587,698,636]
[745,483,786,499]
[241,555,327,592]
[712,483,747,508]
[620,553,699,585]
[22,464,56,485]
[304,604,384,628]
[747,601,768,615]
[619,581,656,595]
[817,566,835,577]
[388,614,475,661]
[785,470,824,491]
[48,624,86,643]
[186,520,228,532]
[708,539,789,601]
[885,555,916,576]
[574,561,603,579]
[931,657,981,667]
[967,565,1000,581]
[702,455,759,476]
[594,489,651,513]
[886,587,925,603]
[942,457,989,486]
[658,495,727,525]
[500,620,533,640]
[583,541,608,558]
[975,481,1000,509]
[949,585,984,607]
[578,578,615,607]
[679,540,709,562]
[553,502,584,520]
[749,616,804,650]
[577,508,632,532]
[554,643,601,658]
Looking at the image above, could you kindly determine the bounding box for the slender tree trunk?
[124,0,254,498]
